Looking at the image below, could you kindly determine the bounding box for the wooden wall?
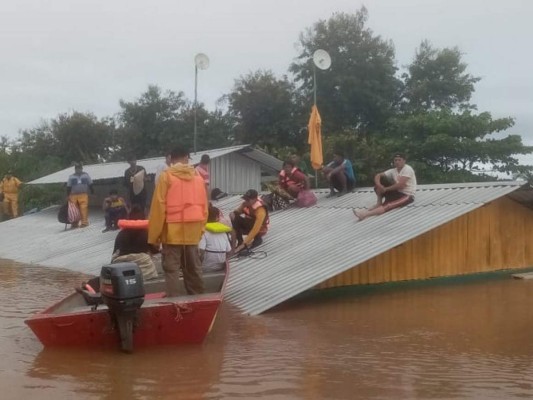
[318,196,533,289]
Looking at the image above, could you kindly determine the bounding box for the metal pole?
[313,63,318,188]
[194,65,198,154]
[313,63,317,106]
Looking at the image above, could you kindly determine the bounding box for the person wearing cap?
[230,189,269,252]
[148,146,208,296]
[0,170,23,218]
[66,163,94,227]
[124,156,148,214]
[353,153,417,221]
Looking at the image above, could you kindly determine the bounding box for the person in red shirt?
[278,159,309,199]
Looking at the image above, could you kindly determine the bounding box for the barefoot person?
[354,153,416,221]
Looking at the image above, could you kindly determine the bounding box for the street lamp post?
[193,53,210,154]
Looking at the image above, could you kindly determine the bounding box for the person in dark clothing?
[112,206,158,280]
[124,156,148,214]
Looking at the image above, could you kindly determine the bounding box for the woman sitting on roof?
[278,158,310,199]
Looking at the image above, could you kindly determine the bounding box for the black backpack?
[57,203,69,224]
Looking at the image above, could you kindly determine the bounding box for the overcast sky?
[1,0,532,156]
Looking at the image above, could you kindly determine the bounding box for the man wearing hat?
[230,189,269,253]
[353,153,417,221]
[148,146,208,296]
[66,163,94,227]
[0,170,22,218]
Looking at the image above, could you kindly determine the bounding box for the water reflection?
[2,259,533,399]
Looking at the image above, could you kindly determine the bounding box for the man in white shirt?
[354,153,417,221]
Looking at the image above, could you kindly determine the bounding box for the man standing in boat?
[353,153,417,221]
[148,146,208,296]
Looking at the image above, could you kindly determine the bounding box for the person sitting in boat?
[230,189,268,253]
[277,158,310,200]
[199,205,232,273]
[102,189,129,232]
[111,206,158,280]
[353,153,417,221]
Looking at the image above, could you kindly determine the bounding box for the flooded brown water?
[2,259,533,399]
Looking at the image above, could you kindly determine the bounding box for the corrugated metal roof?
[27,145,282,184]
[0,181,529,315]
[215,181,529,315]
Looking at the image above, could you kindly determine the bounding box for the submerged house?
[0,180,531,316]
[215,181,533,315]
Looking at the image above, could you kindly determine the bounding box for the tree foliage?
[226,70,302,151]
[115,85,232,159]
[1,8,531,212]
[402,41,480,111]
[290,7,401,132]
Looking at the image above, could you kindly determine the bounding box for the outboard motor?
[100,263,145,353]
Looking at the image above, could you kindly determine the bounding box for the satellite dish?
[313,49,331,70]
[194,53,210,70]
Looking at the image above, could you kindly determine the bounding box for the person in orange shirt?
[230,189,269,253]
[0,171,23,218]
[148,146,208,296]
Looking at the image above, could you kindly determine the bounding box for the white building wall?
[211,153,261,194]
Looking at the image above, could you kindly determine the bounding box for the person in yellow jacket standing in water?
[0,170,23,218]
[148,146,208,297]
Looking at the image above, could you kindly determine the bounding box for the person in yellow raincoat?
[148,146,208,296]
[0,171,23,218]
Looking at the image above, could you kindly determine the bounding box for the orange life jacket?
[166,174,207,223]
[244,199,269,234]
[279,168,304,189]
[118,219,149,230]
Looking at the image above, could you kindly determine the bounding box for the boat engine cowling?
[100,262,145,352]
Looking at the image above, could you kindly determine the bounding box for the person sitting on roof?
[230,189,268,253]
[322,150,356,197]
[278,158,310,199]
[199,205,232,273]
[353,153,417,221]
[102,189,129,232]
[111,205,158,280]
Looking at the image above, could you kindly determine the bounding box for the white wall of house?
[211,153,262,194]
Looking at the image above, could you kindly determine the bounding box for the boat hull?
[25,270,227,349]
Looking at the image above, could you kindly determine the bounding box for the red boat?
[25,264,228,351]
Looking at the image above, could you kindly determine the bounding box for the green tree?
[386,110,533,182]
[116,85,188,158]
[226,70,302,152]
[290,7,401,133]
[17,111,112,167]
[402,41,480,111]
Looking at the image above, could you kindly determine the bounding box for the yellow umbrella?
[307,105,323,170]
